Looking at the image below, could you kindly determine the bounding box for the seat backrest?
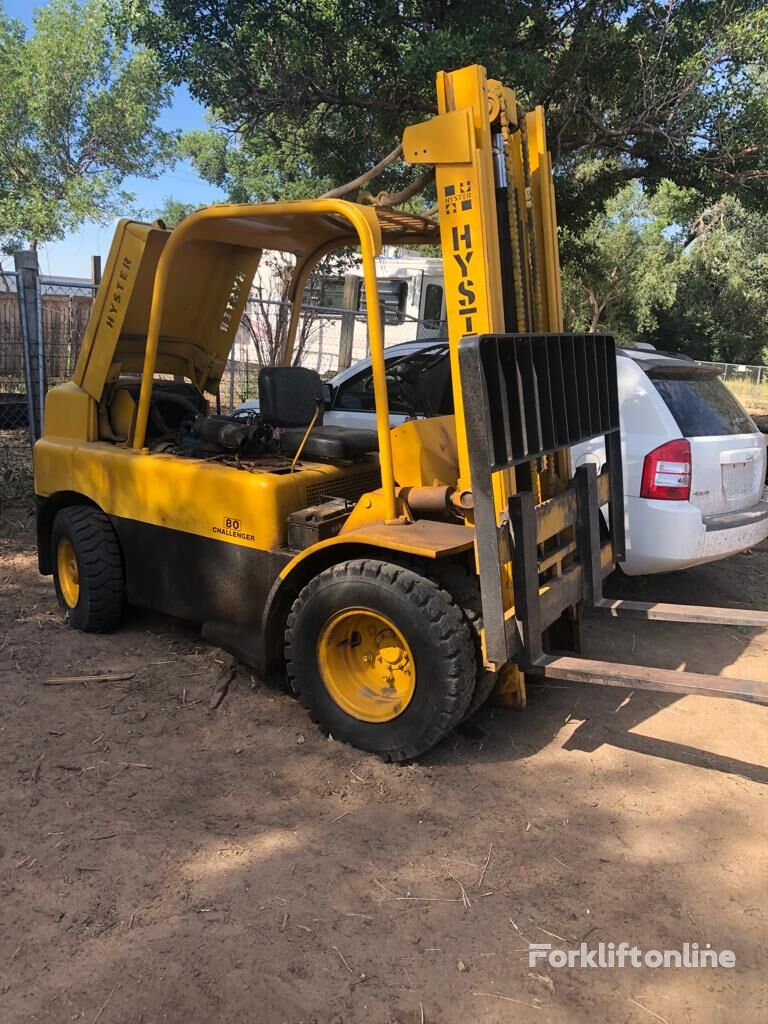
[258,366,324,427]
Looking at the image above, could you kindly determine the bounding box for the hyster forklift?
[34,65,768,760]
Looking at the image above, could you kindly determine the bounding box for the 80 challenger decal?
[213,517,256,542]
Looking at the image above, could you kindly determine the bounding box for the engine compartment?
[102,379,379,470]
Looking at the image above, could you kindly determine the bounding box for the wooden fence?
[0,291,94,385]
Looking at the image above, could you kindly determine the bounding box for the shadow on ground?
[1,509,766,1023]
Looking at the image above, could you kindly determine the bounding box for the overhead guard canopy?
[73,201,440,401]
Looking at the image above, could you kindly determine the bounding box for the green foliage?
[127,0,768,227]
[563,186,768,363]
[0,0,175,251]
[153,196,200,227]
[561,182,686,345]
[660,197,768,363]
[179,128,335,204]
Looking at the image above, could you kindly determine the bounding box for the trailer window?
[358,279,408,325]
[422,284,444,329]
[651,374,758,437]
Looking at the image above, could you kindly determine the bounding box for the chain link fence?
[1,261,443,498]
[218,297,444,413]
[698,360,768,416]
[1,267,99,501]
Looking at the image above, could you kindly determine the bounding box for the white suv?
[239,341,768,575]
[572,348,768,573]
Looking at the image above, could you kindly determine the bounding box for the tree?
[561,182,685,344]
[0,0,176,253]
[563,184,768,363]
[154,196,201,227]
[661,196,768,364]
[127,0,768,227]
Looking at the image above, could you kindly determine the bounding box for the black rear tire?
[51,506,125,632]
[285,559,476,760]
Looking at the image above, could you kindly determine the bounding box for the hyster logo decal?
[444,181,473,215]
[213,517,256,542]
[105,256,133,330]
[449,213,478,335]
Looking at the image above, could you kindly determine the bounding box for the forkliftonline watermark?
[529,942,736,969]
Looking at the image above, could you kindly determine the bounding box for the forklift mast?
[404,66,768,704]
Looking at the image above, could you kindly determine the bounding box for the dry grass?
[726,380,768,417]
[0,431,33,505]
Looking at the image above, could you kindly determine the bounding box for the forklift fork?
[460,331,768,708]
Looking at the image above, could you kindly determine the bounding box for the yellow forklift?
[34,65,768,760]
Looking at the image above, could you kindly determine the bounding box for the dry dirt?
[1,502,767,1024]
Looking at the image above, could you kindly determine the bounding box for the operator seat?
[258,367,379,460]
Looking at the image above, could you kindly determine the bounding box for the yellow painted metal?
[401,108,474,166]
[290,402,322,472]
[494,662,526,709]
[527,106,564,333]
[73,219,259,400]
[279,520,475,589]
[390,416,459,488]
[106,387,138,444]
[406,66,521,693]
[404,65,506,493]
[317,608,416,722]
[404,65,574,699]
[340,489,404,533]
[42,381,98,442]
[36,66,574,716]
[35,434,378,551]
[56,538,80,608]
[129,198,399,523]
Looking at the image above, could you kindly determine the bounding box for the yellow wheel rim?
[317,608,416,723]
[57,538,80,608]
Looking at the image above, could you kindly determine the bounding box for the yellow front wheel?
[56,537,80,609]
[285,559,476,760]
[51,506,125,632]
[317,608,416,723]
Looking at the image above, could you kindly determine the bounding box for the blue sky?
[5,0,223,278]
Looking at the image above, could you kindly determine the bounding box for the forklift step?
[533,656,768,706]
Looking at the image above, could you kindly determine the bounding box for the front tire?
[51,507,125,632]
[285,559,476,760]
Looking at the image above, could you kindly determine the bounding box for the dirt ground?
[1,502,766,1024]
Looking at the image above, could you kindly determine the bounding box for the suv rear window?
[650,372,757,437]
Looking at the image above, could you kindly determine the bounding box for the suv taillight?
[640,439,691,501]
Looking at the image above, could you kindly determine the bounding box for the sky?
[4,0,224,279]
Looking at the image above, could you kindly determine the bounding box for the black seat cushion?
[279,426,379,460]
[259,366,324,427]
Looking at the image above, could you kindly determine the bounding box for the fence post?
[14,250,46,445]
[229,344,236,412]
[337,275,360,371]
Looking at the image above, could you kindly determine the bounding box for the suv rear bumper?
[703,502,768,532]
[622,495,768,575]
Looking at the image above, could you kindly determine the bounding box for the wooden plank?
[536,656,768,705]
[597,600,768,629]
[43,672,135,686]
